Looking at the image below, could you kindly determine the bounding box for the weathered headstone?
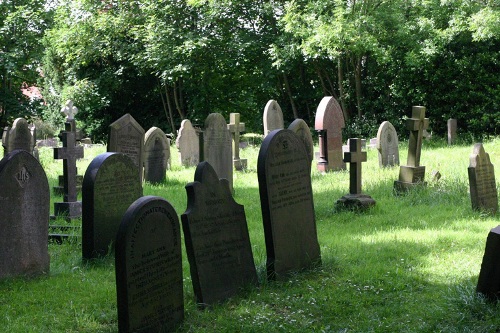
[336,138,376,210]
[116,196,183,333]
[143,127,170,183]
[477,225,500,301]
[394,106,429,193]
[263,100,284,137]
[448,118,457,145]
[53,122,84,219]
[468,143,498,214]
[203,113,233,192]
[82,153,143,259]
[2,118,35,157]
[181,162,257,306]
[61,100,78,131]
[376,121,400,167]
[176,119,199,167]
[258,129,321,280]
[0,150,50,278]
[108,114,145,183]
[227,113,247,170]
[314,96,346,172]
[288,118,314,163]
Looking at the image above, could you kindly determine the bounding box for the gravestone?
[181,162,258,306]
[82,153,143,259]
[448,118,457,145]
[176,119,199,167]
[468,143,498,214]
[203,113,233,192]
[258,129,321,280]
[143,127,170,183]
[116,196,183,332]
[0,150,50,278]
[53,122,84,219]
[394,106,429,193]
[227,113,247,170]
[108,114,145,183]
[376,121,400,167]
[314,96,346,172]
[336,138,376,210]
[61,100,78,131]
[477,225,500,301]
[288,118,314,163]
[263,100,284,137]
[2,118,35,157]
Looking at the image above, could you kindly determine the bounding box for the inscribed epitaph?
[258,129,321,280]
[468,143,498,214]
[116,196,183,333]
[376,121,399,167]
[182,162,257,306]
[477,225,500,301]
[144,127,170,183]
[2,118,34,157]
[0,150,49,278]
[288,118,314,163]
[82,153,143,259]
[263,100,284,137]
[176,119,199,167]
[227,113,247,170]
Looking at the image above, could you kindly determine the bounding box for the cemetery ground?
[1,136,500,332]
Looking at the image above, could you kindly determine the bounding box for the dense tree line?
[1,0,498,142]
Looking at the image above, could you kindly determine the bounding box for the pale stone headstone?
[143,127,170,183]
[0,150,50,278]
[314,96,346,172]
[176,119,199,167]
[108,114,145,183]
[394,106,429,193]
[477,225,500,300]
[258,129,321,280]
[82,153,143,259]
[468,143,498,214]
[263,100,284,137]
[116,196,183,332]
[288,118,314,163]
[181,162,258,306]
[227,113,247,170]
[448,118,457,145]
[2,118,35,157]
[376,121,400,167]
[203,113,233,192]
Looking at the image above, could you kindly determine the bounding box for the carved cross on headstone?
[406,106,429,167]
[227,113,247,170]
[61,100,78,132]
[344,138,367,195]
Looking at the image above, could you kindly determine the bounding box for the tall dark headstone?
[394,106,429,193]
[143,127,170,184]
[0,150,50,278]
[116,196,183,333]
[204,113,233,192]
[2,118,34,157]
[477,226,500,301]
[82,153,143,259]
[227,113,247,170]
[258,129,321,280]
[468,143,498,214]
[181,162,258,306]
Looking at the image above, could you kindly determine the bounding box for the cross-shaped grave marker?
[61,100,78,132]
[227,113,247,170]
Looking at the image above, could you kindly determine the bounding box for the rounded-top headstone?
[263,99,284,137]
[288,118,314,162]
[314,96,344,132]
[376,121,400,167]
[176,119,199,167]
[144,126,170,183]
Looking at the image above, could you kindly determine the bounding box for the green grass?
[1,136,500,332]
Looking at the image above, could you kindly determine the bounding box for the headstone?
[336,138,376,210]
[176,119,199,167]
[116,196,183,332]
[82,153,143,259]
[314,96,346,172]
[2,118,35,157]
[203,113,233,192]
[477,225,500,301]
[468,143,498,214]
[53,122,84,219]
[108,114,145,183]
[258,129,321,280]
[143,127,170,183]
[263,100,284,137]
[227,113,247,170]
[394,106,429,193]
[288,118,314,163]
[448,118,457,145]
[376,121,400,167]
[181,162,258,306]
[0,150,50,278]
[432,170,442,182]
[368,138,378,149]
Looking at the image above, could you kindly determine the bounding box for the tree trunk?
[354,55,363,117]
[337,57,349,121]
[283,72,299,119]
[173,80,185,120]
[165,84,179,131]
[315,65,329,96]
[158,79,176,133]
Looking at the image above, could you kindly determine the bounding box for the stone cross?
[61,100,78,132]
[344,138,367,195]
[227,113,247,170]
[406,106,429,167]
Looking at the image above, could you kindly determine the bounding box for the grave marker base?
[398,165,426,183]
[335,194,376,211]
[233,158,247,170]
[393,180,427,194]
[52,201,82,220]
